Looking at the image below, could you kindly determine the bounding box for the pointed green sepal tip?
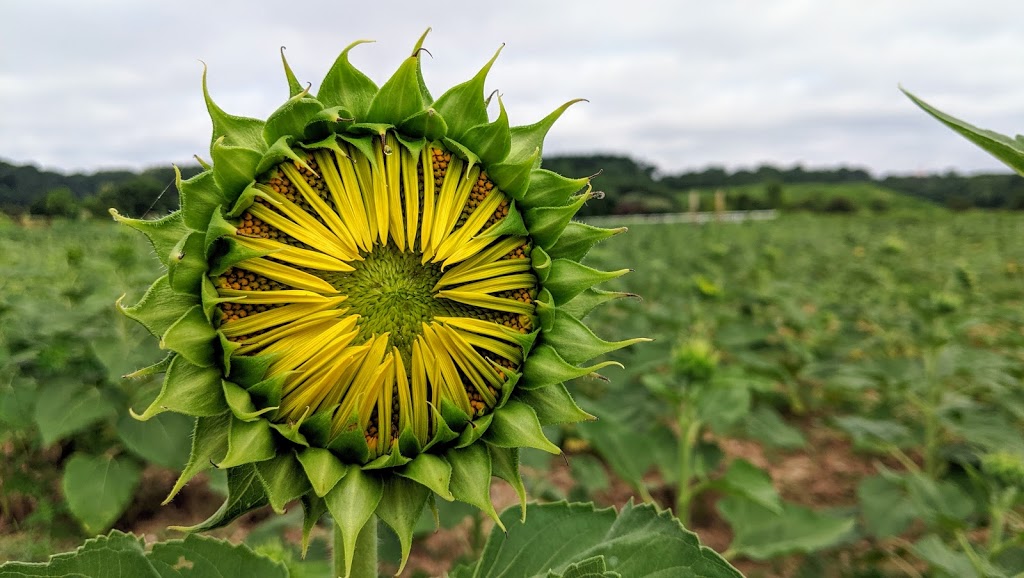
[486,400,561,454]
[447,443,504,531]
[297,446,349,497]
[524,193,591,249]
[376,476,431,575]
[546,308,650,365]
[433,43,504,141]
[164,413,230,505]
[508,98,587,166]
[325,468,383,578]
[521,168,590,209]
[201,61,267,154]
[521,344,623,389]
[280,46,304,97]
[110,209,191,268]
[516,383,596,425]
[117,274,198,340]
[216,415,276,468]
[170,463,269,532]
[318,39,378,119]
[398,453,454,501]
[255,452,311,514]
[547,221,625,261]
[545,260,630,305]
[460,94,511,166]
[488,444,527,521]
[130,354,226,421]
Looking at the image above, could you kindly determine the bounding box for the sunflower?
[114,31,645,576]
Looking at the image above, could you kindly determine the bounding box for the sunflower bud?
[114,31,646,576]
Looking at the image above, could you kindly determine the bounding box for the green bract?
[113,31,645,576]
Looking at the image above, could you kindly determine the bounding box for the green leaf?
[62,453,142,534]
[174,463,269,532]
[0,530,289,577]
[553,557,616,578]
[718,496,854,560]
[210,138,260,200]
[544,308,648,365]
[279,46,304,97]
[717,459,782,514]
[488,445,528,521]
[903,88,1024,176]
[147,533,289,577]
[832,415,914,450]
[0,531,159,577]
[167,232,208,294]
[560,288,633,320]
[177,168,226,231]
[524,193,590,249]
[34,380,116,446]
[694,385,751,434]
[911,534,988,578]
[117,411,193,470]
[857,474,919,538]
[460,501,741,578]
[325,468,383,578]
[742,406,806,450]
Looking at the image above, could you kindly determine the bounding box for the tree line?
[3,155,1023,219]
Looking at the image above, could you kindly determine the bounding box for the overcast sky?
[3,1,1024,177]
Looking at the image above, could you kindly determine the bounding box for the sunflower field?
[2,36,1024,578]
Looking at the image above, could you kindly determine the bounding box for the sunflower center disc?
[325,243,449,352]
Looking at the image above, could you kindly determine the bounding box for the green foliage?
[0,219,182,536]
[451,501,742,578]
[0,531,289,577]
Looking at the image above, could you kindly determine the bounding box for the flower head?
[114,31,645,575]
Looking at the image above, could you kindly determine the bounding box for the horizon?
[4,2,1024,177]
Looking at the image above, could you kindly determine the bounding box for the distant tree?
[765,180,784,208]
[823,196,856,213]
[83,176,167,218]
[29,187,78,218]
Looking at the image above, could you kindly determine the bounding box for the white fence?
[583,210,778,226]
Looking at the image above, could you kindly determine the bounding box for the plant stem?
[333,515,378,578]
[676,408,703,528]
[922,351,941,479]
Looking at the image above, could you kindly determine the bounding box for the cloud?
[3,0,1024,175]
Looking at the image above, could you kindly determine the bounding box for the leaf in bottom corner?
[454,501,741,578]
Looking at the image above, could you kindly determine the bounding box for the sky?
[3,0,1024,177]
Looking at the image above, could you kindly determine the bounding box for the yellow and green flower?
[114,31,644,575]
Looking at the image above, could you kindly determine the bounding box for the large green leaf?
[62,453,142,534]
[903,88,1024,176]
[117,412,193,470]
[717,496,854,560]
[34,380,117,446]
[456,501,741,578]
[0,530,289,577]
